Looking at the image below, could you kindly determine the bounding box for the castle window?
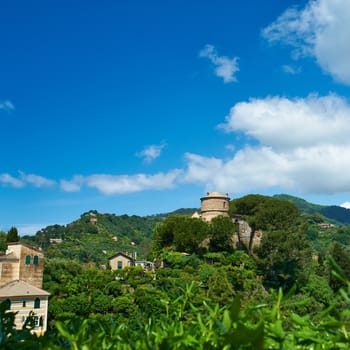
[23,300,26,307]
[25,255,31,265]
[117,261,123,270]
[33,255,39,265]
[34,298,40,309]
[223,201,226,208]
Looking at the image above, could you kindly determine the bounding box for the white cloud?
[60,176,84,192]
[61,170,182,195]
[0,100,14,112]
[262,0,350,84]
[19,171,56,188]
[0,173,25,188]
[182,93,350,196]
[282,64,301,75]
[340,202,350,209]
[137,142,167,164]
[199,44,239,83]
[219,94,350,150]
[0,172,55,188]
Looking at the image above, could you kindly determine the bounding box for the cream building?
[109,252,135,270]
[0,242,49,334]
[0,280,49,334]
[193,192,230,222]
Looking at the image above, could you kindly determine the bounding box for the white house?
[0,279,50,335]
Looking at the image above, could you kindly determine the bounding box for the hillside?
[19,194,350,266]
[21,208,198,265]
[274,194,350,225]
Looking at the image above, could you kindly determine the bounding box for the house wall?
[0,244,44,288]
[0,295,49,335]
[0,260,20,287]
[18,245,44,288]
[109,255,133,270]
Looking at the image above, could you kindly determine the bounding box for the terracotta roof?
[0,280,50,298]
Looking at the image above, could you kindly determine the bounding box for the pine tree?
[7,226,19,242]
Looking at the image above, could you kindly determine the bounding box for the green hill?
[20,208,198,266]
[274,194,350,225]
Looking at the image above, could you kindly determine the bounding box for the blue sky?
[2,0,350,235]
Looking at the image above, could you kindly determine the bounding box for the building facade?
[0,242,49,335]
[0,279,49,334]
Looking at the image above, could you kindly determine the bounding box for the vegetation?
[3,193,350,348]
[274,193,350,225]
[2,260,350,349]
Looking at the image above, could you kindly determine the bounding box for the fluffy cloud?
[262,0,350,84]
[199,44,239,83]
[0,100,14,112]
[0,172,55,188]
[340,202,350,209]
[219,94,350,150]
[183,94,350,195]
[137,142,167,164]
[61,170,182,195]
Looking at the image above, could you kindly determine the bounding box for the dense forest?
[2,194,350,349]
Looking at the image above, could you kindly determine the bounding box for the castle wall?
[200,192,230,222]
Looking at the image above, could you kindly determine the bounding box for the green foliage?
[275,194,350,225]
[255,230,311,290]
[0,231,7,253]
[328,242,350,291]
[3,269,350,349]
[209,216,236,252]
[153,215,210,254]
[230,195,300,232]
[6,226,19,242]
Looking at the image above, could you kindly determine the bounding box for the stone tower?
[200,192,230,222]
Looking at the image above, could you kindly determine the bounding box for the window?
[33,255,39,265]
[23,300,26,307]
[25,255,31,265]
[117,261,123,270]
[34,298,40,309]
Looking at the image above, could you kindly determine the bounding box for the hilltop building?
[0,242,49,334]
[192,192,230,222]
[193,192,262,252]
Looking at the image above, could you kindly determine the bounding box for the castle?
[193,192,262,252]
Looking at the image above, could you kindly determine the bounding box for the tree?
[7,226,19,242]
[328,242,350,291]
[255,229,311,290]
[0,231,7,253]
[209,216,236,252]
[153,215,210,254]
